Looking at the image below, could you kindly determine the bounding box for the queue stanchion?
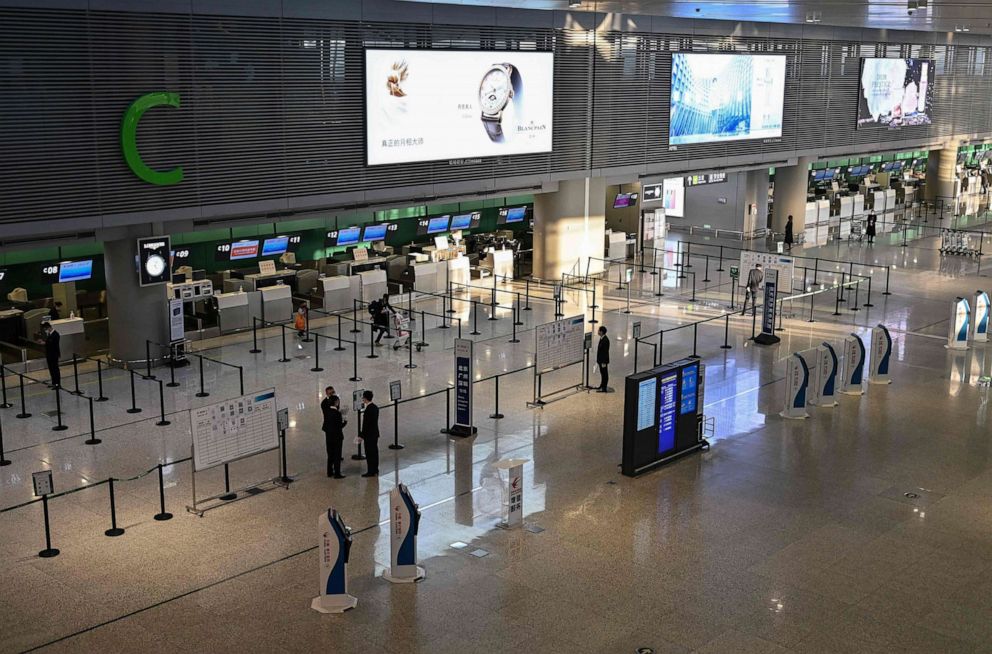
[813,259,819,285]
[0,410,11,465]
[703,255,711,283]
[446,282,456,314]
[334,315,346,351]
[509,306,520,343]
[685,242,693,268]
[589,283,598,325]
[52,387,67,431]
[38,493,59,558]
[0,366,11,408]
[302,308,313,343]
[95,359,108,402]
[144,341,154,380]
[850,280,861,312]
[350,300,361,333]
[352,411,365,460]
[367,324,379,359]
[691,323,699,358]
[279,324,291,363]
[220,464,236,501]
[514,293,523,326]
[166,347,179,388]
[751,308,757,340]
[84,397,101,445]
[238,366,244,396]
[70,355,83,396]
[249,317,261,353]
[153,463,173,521]
[440,386,451,434]
[524,278,532,310]
[417,310,430,348]
[389,402,403,450]
[311,335,323,372]
[721,314,732,349]
[716,246,725,271]
[833,279,843,316]
[16,373,30,419]
[406,329,416,370]
[349,341,361,382]
[691,272,697,302]
[808,287,816,323]
[654,266,663,297]
[864,275,874,307]
[127,369,142,414]
[104,478,125,537]
[883,266,892,295]
[470,301,481,335]
[156,381,170,426]
[196,356,209,398]
[490,376,504,419]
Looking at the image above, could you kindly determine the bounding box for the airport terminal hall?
[6,0,992,652]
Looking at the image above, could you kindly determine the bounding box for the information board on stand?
[535,315,585,374]
[738,252,794,292]
[190,389,279,472]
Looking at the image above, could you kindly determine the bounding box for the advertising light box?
[365,49,554,165]
[669,53,786,146]
[858,58,934,129]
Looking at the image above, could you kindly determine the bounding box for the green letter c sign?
[121,92,184,186]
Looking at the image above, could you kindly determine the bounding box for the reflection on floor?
[2,226,992,653]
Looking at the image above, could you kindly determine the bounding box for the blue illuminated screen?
[362,224,388,242]
[336,227,361,246]
[427,216,451,234]
[658,373,678,454]
[504,207,526,223]
[450,213,474,230]
[680,363,698,415]
[58,260,93,283]
[261,236,289,256]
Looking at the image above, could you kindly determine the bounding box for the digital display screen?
[663,177,684,217]
[229,240,260,260]
[365,49,554,165]
[680,363,698,415]
[658,373,678,454]
[58,260,93,283]
[636,377,657,431]
[499,206,527,224]
[613,193,638,209]
[261,236,289,256]
[335,227,361,246]
[362,223,388,242]
[426,216,451,234]
[858,58,934,129]
[670,53,786,145]
[450,212,480,231]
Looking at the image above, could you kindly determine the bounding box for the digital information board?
[636,377,657,431]
[658,373,678,454]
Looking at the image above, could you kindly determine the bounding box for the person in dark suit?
[359,390,379,477]
[784,215,794,251]
[41,322,61,388]
[321,387,346,479]
[596,325,610,392]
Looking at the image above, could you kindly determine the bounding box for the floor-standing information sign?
[868,324,893,384]
[495,458,528,528]
[947,297,971,350]
[780,353,810,419]
[810,343,838,407]
[973,291,990,343]
[755,269,780,345]
[311,509,357,613]
[840,334,866,395]
[451,338,475,436]
[383,484,425,583]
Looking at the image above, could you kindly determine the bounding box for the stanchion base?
[279,476,294,484]
[156,420,171,426]
[127,408,142,414]
[447,425,478,437]
[488,317,498,322]
[278,358,291,363]
[351,454,367,461]
[0,458,11,466]
[310,367,324,373]
[489,413,504,419]
[523,306,532,311]
[388,444,405,450]
[95,397,108,402]
[0,403,12,409]
[166,382,180,388]
[415,342,429,348]
[302,338,313,343]
[70,390,84,396]
[508,338,520,343]
[249,349,261,354]
[863,303,874,308]
[52,425,68,432]
[38,548,60,558]
[196,392,210,398]
[349,329,361,334]
[105,527,125,537]
[84,438,102,445]
[333,347,346,352]
[469,331,481,336]
[703,278,711,283]
[311,594,358,614]
[349,376,362,382]
[720,344,732,350]
[882,292,892,296]
[219,493,237,501]
[588,319,598,324]
[513,321,524,326]
[404,364,417,369]
[154,512,173,521]
[383,567,426,584]
[16,413,31,419]
[366,354,379,359]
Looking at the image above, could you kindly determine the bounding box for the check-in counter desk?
[51,317,84,360]
[838,195,854,220]
[260,284,292,324]
[318,275,359,312]
[605,231,627,261]
[485,249,514,282]
[215,291,250,333]
[410,261,442,294]
[851,193,866,218]
[244,271,296,291]
[447,257,470,290]
[358,269,387,305]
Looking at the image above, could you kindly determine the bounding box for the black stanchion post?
[196,356,209,398]
[0,366,10,408]
[685,242,693,268]
[802,267,808,292]
[220,463,236,501]
[691,323,699,358]
[838,271,847,302]
[833,280,842,316]
[38,494,59,558]
[249,317,261,353]
[350,342,361,382]
[850,280,860,312]
[751,307,757,340]
[302,308,312,343]
[406,329,416,370]
[367,324,379,359]
[864,275,874,307]
[589,283,598,324]
[71,355,82,396]
[352,412,365,460]
[238,366,244,396]
[514,293,523,326]
[154,463,172,521]
[95,359,107,402]
[0,409,10,465]
[279,325,290,363]
[167,347,178,388]
[145,341,154,380]
[813,259,819,285]
[440,387,451,434]
[524,278,532,310]
[634,338,640,374]
[691,273,697,302]
[335,314,346,351]
[703,255,711,282]
[716,245,725,271]
[470,301,481,335]
[490,376,504,419]
[279,430,292,483]
[85,397,101,445]
[52,387,67,432]
[883,266,892,295]
[808,288,816,323]
[446,282,455,314]
[721,315,732,349]
[17,374,30,419]
[311,335,323,372]
[127,369,142,414]
[104,478,125,537]
[156,381,170,426]
[351,300,361,333]
[509,306,520,343]
[389,402,403,450]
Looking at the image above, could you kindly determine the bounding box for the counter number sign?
[729,265,739,280]
[32,470,54,497]
[389,380,402,402]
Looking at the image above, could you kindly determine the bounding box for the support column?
[772,156,812,234]
[925,141,959,204]
[104,233,169,364]
[532,177,606,280]
[742,168,770,235]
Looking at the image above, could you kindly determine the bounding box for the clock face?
[145,254,166,278]
[479,68,511,114]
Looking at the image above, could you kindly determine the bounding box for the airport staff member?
[596,326,610,393]
[359,390,379,478]
[41,322,61,388]
[742,263,763,316]
[321,387,346,479]
[784,215,794,251]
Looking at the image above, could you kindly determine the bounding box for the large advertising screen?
[365,49,554,165]
[858,58,934,129]
[669,53,786,145]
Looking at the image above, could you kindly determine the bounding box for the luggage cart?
[391,311,421,351]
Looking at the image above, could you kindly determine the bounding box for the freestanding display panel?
[840,334,865,396]
[973,291,990,343]
[383,484,425,583]
[311,509,357,613]
[947,297,970,350]
[868,324,892,384]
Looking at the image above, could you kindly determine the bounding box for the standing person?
[742,263,763,316]
[596,326,610,393]
[784,215,794,251]
[41,322,61,388]
[321,389,346,479]
[359,390,379,477]
[866,212,877,245]
[294,305,307,339]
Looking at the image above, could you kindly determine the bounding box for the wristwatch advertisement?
[137,236,171,286]
[479,63,523,143]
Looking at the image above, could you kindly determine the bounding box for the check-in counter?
[486,249,514,282]
[358,269,387,305]
[318,276,357,312]
[51,316,84,360]
[244,271,296,291]
[884,189,896,213]
[447,256,470,290]
[411,261,441,294]
[804,202,818,228]
[838,195,854,220]
[215,291,250,333]
[816,199,831,222]
[260,284,292,324]
[851,194,866,218]
[605,231,626,261]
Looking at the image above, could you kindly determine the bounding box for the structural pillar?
[925,140,959,204]
[771,156,812,234]
[104,232,169,364]
[532,177,607,280]
[742,168,770,235]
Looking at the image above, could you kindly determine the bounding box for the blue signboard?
[680,363,698,414]
[454,339,473,428]
[658,373,678,453]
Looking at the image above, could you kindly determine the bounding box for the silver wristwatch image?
[479,63,522,143]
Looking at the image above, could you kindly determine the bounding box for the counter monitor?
[229,240,260,261]
[261,236,289,257]
[58,260,93,283]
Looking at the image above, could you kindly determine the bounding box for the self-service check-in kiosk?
[317,276,356,312]
[383,484,425,583]
[840,333,865,395]
[260,283,292,324]
[215,290,250,333]
[311,509,357,614]
[359,269,387,305]
[780,353,810,419]
[947,297,970,350]
[868,324,892,385]
[807,343,838,407]
[973,291,990,343]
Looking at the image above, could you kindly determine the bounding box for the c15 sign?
[121,92,184,186]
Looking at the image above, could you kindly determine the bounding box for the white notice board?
[190,389,279,472]
[738,252,795,292]
[535,315,586,375]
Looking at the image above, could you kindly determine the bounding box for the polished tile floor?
[2,224,992,653]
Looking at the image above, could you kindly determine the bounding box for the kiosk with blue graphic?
[807,343,838,407]
[947,297,970,350]
[780,353,810,419]
[840,333,865,396]
[383,484,426,584]
[311,509,358,614]
[973,291,990,343]
[868,324,893,385]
